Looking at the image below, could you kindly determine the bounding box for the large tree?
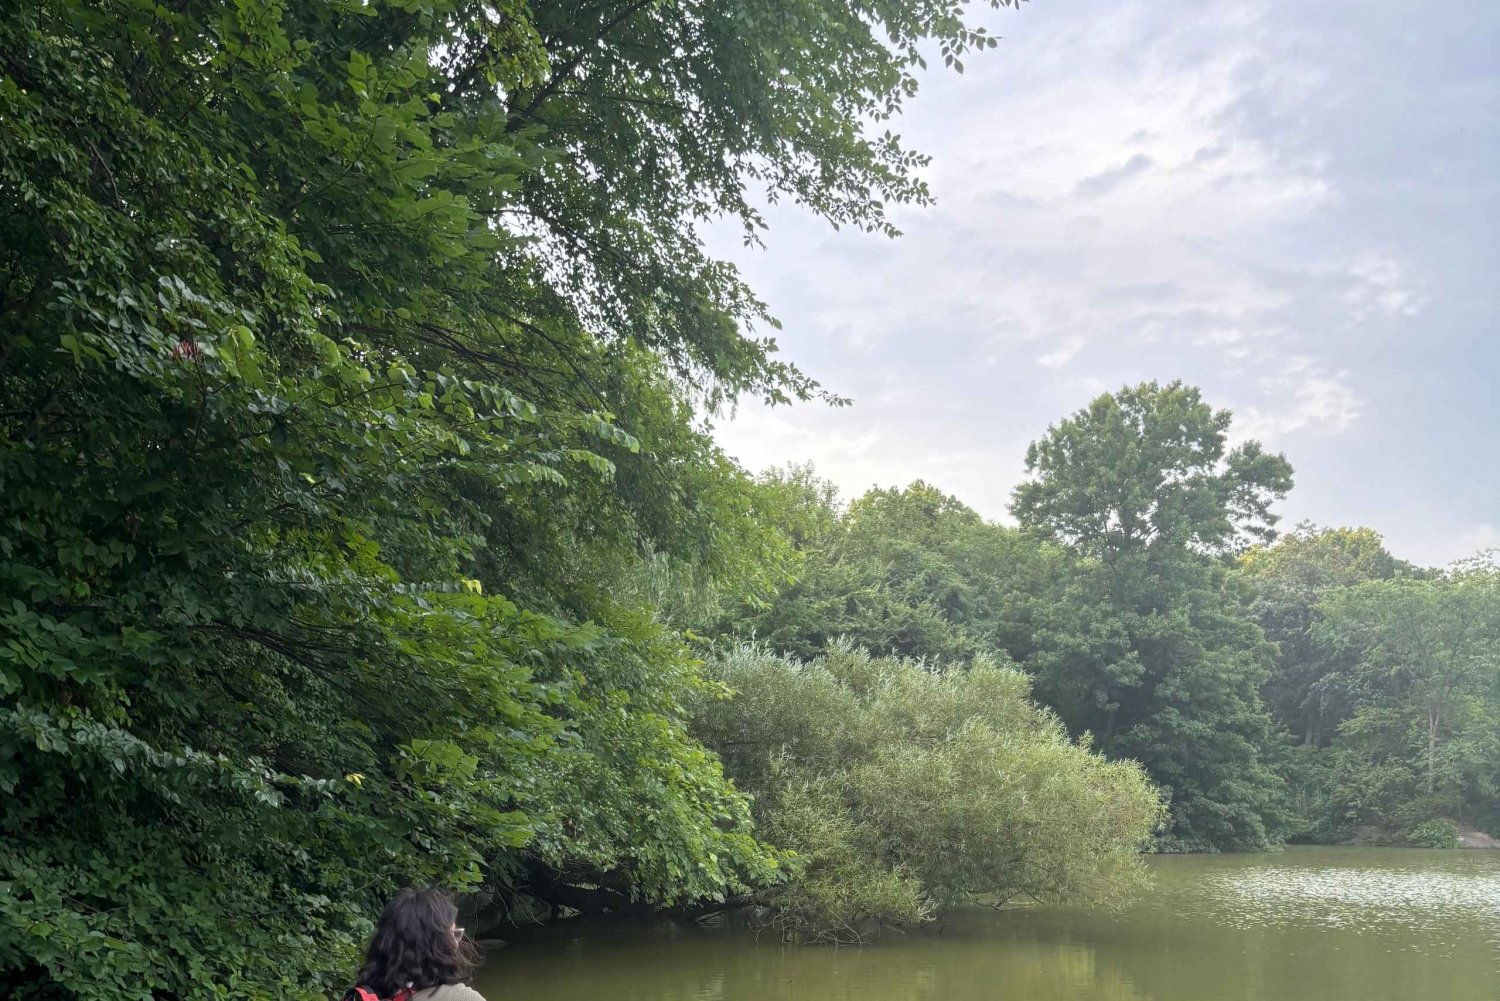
[1012,381,1293,562]
[1012,382,1295,850]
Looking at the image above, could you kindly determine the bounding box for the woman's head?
[357,887,479,996]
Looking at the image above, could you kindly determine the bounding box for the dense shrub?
[692,644,1165,943]
[1404,820,1459,849]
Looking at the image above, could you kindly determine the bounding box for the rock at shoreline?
[1455,824,1500,849]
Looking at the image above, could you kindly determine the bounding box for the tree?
[690,643,1164,943]
[1314,566,1500,815]
[721,475,1053,665]
[1238,525,1410,746]
[1011,382,1295,850]
[1012,381,1293,562]
[726,479,982,661]
[497,0,1018,407]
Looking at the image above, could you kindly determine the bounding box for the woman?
[347,888,487,1001]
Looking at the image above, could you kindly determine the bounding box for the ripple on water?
[1192,858,1500,949]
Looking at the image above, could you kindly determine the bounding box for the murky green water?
[475,847,1500,1001]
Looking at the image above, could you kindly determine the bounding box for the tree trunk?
[1426,705,1440,795]
[521,870,653,919]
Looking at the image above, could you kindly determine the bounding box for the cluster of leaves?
[0,0,1026,995]
[1403,819,1459,849]
[721,470,1050,663]
[691,643,1164,943]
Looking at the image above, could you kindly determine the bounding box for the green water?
[474,848,1500,1001]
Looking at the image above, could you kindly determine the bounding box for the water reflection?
[477,848,1500,1001]
[489,935,1148,1001]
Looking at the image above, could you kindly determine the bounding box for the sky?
[707,0,1498,568]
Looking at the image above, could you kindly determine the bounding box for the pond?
[474,847,1500,1001]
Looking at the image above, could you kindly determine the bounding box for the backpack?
[345,988,415,1001]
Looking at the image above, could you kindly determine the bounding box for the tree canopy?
[1238,525,1411,747]
[720,383,1301,850]
[1012,381,1293,561]
[1310,565,1500,838]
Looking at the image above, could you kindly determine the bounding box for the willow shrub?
[693,644,1166,943]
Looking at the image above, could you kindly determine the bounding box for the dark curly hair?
[355,887,480,997]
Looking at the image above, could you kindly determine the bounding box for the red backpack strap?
[350,988,381,1001]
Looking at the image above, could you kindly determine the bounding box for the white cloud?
[1036,336,1087,368]
[1343,255,1427,321]
[715,402,1031,522]
[1235,357,1360,442]
[1075,153,1156,197]
[1382,524,1500,572]
[883,2,1344,383]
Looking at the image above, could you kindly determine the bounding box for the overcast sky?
[708,0,1498,568]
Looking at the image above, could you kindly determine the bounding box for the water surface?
[476,847,1500,1000]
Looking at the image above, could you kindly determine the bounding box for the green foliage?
[505,0,1020,407]
[723,473,1053,665]
[717,386,1301,852]
[1010,383,1295,851]
[1012,381,1293,559]
[1238,525,1413,747]
[1307,566,1500,838]
[712,387,1499,857]
[1404,819,1459,849]
[0,0,1022,995]
[16,0,1493,991]
[1228,558,1500,845]
[692,643,1165,943]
